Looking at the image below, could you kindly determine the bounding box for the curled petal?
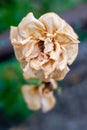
[64,43,78,65]
[57,47,67,70]
[30,59,41,70]
[13,45,23,61]
[38,84,56,112]
[18,12,35,38]
[19,12,46,39]
[50,42,60,60]
[41,60,57,79]
[50,79,58,90]
[22,40,36,58]
[41,94,56,112]
[28,20,46,39]
[10,26,32,45]
[51,67,70,80]
[23,63,36,80]
[38,53,49,64]
[60,22,78,39]
[22,85,41,110]
[39,13,64,34]
[10,26,18,45]
[10,26,26,45]
[29,44,39,59]
[44,38,54,53]
[56,32,79,45]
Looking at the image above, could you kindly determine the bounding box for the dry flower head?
[10,12,79,82]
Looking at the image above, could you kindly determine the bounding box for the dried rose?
[22,84,56,112]
[10,12,79,82]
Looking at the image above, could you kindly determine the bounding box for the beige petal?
[44,38,54,53]
[13,45,23,61]
[38,84,56,112]
[61,22,78,39]
[57,47,67,70]
[13,47,27,69]
[56,32,79,45]
[64,43,78,65]
[22,85,41,110]
[41,94,56,112]
[10,26,31,45]
[50,42,60,60]
[18,12,35,38]
[39,12,79,43]
[30,59,41,70]
[28,20,46,39]
[38,53,49,64]
[41,60,57,79]
[27,44,39,59]
[50,79,58,90]
[10,26,17,45]
[23,63,36,80]
[22,40,36,58]
[10,26,22,45]
[18,12,46,41]
[51,67,70,80]
[39,13,64,34]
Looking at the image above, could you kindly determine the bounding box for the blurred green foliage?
[0,58,41,121]
[0,0,86,32]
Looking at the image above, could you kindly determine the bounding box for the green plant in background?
[0,58,41,121]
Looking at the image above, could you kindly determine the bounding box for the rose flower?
[10,12,79,82]
[10,12,79,112]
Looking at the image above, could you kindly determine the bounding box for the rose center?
[38,40,44,52]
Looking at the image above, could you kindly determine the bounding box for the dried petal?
[23,63,36,80]
[51,67,70,80]
[39,13,64,33]
[28,20,46,39]
[22,40,36,58]
[41,60,57,78]
[57,47,67,70]
[56,32,79,45]
[64,43,78,65]
[30,59,41,70]
[22,85,41,110]
[50,42,60,60]
[41,95,56,112]
[22,84,56,112]
[44,38,54,53]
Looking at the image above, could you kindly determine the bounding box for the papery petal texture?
[10,12,79,81]
[22,84,56,112]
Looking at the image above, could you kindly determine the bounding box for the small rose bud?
[22,84,56,112]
